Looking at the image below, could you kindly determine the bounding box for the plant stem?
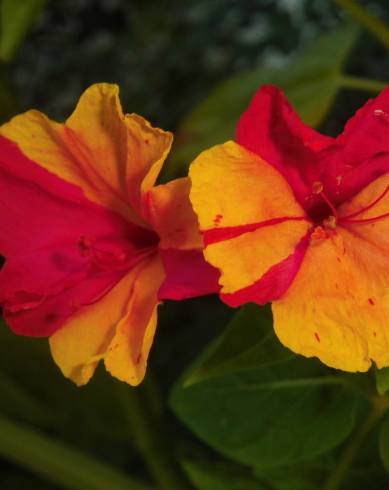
[323,395,389,490]
[340,75,388,93]
[116,377,193,490]
[334,0,389,50]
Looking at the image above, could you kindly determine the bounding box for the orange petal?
[49,270,137,386]
[273,175,389,371]
[125,114,173,218]
[189,141,310,293]
[147,177,202,250]
[104,255,165,385]
[1,84,172,224]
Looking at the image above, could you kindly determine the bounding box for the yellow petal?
[125,114,173,217]
[1,84,172,224]
[49,270,137,386]
[104,255,165,386]
[189,141,310,293]
[147,177,202,250]
[273,174,389,371]
[189,141,306,229]
[206,219,309,293]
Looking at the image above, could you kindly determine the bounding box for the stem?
[340,75,388,93]
[334,0,389,50]
[0,414,151,490]
[323,395,389,490]
[116,377,193,490]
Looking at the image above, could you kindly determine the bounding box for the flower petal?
[146,178,202,250]
[104,255,165,386]
[124,114,173,218]
[273,175,389,371]
[0,136,150,336]
[158,249,220,300]
[236,85,333,204]
[49,270,137,386]
[322,87,389,205]
[221,233,309,307]
[189,141,310,295]
[0,84,172,224]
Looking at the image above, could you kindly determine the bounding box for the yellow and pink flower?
[189,85,389,372]
[0,83,219,386]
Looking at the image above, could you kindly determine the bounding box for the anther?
[311,226,327,241]
[323,215,337,229]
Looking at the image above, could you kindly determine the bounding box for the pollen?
[311,226,327,241]
[323,215,337,229]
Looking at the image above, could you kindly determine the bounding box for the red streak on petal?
[221,233,309,307]
[314,332,320,342]
[204,216,308,246]
[368,298,375,305]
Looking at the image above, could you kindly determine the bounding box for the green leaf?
[185,304,290,386]
[182,459,268,490]
[165,23,359,179]
[376,367,389,395]
[171,306,360,470]
[0,0,47,63]
[0,414,152,490]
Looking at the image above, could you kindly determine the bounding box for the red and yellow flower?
[190,85,389,372]
[0,83,219,386]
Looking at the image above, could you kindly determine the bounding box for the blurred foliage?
[0,0,47,62]
[1,0,389,489]
[164,22,359,179]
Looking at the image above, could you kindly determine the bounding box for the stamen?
[340,185,389,221]
[341,212,389,225]
[311,181,338,217]
[323,215,337,229]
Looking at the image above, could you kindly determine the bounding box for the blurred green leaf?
[254,462,326,490]
[376,367,389,395]
[379,415,389,472]
[0,0,47,63]
[0,75,19,122]
[182,459,268,490]
[0,321,135,461]
[0,370,53,426]
[334,0,389,51]
[171,305,360,470]
[0,414,152,490]
[165,23,359,179]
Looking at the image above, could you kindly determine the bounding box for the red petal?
[0,136,156,336]
[236,85,333,205]
[158,249,220,300]
[322,87,389,205]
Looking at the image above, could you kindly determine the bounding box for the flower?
[189,85,389,372]
[0,83,219,386]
